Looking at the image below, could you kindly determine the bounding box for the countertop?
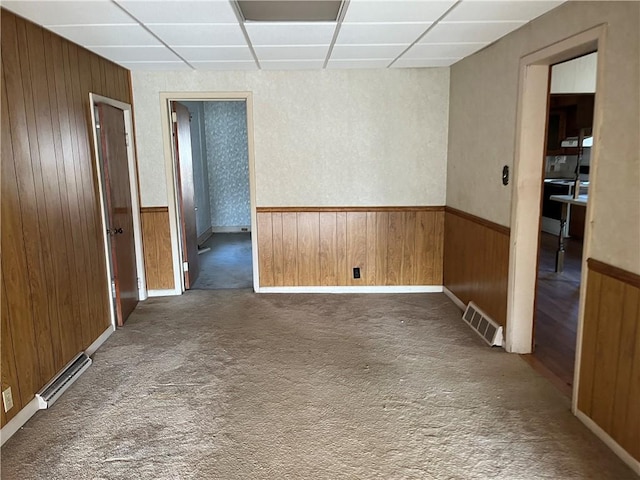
[549,194,588,206]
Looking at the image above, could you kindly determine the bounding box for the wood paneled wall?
[443,207,510,326]
[1,11,132,427]
[578,259,640,462]
[141,207,175,290]
[257,207,444,287]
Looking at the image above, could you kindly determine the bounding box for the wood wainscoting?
[140,207,175,290]
[578,259,640,462]
[256,207,444,287]
[443,207,510,326]
[1,11,131,426]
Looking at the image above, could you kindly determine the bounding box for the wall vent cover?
[462,302,504,347]
[36,352,92,409]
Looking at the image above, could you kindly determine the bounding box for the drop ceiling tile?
[146,24,246,46]
[344,1,456,23]
[48,25,162,46]
[89,46,182,62]
[327,59,393,69]
[260,60,326,70]
[444,1,563,22]
[420,21,525,44]
[1,0,135,26]
[392,57,460,68]
[330,44,407,59]
[191,61,258,71]
[254,45,330,61]
[402,42,487,59]
[336,23,431,45]
[117,0,238,24]
[173,46,254,62]
[119,61,192,71]
[245,22,336,46]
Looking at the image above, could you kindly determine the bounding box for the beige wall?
[447,1,640,274]
[132,68,450,208]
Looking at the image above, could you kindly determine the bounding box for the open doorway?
[534,53,597,394]
[171,99,253,290]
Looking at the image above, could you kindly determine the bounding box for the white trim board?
[147,289,181,297]
[197,227,213,245]
[575,410,640,476]
[212,226,251,233]
[443,287,466,311]
[257,286,443,294]
[0,325,114,446]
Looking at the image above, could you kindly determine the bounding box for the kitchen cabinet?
[546,94,594,155]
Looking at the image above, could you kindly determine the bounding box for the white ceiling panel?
[445,1,563,22]
[330,44,407,60]
[146,24,246,46]
[336,22,430,45]
[421,21,525,44]
[190,61,258,71]
[254,45,330,61]
[2,0,134,25]
[261,60,325,70]
[116,0,238,24]
[327,58,393,69]
[402,42,487,59]
[89,46,182,62]
[344,1,456,23]
[245,22,336,46]
[48,24,161,46]
[173,46,254,62]
[119,61,192,71]
[392,57,460,68]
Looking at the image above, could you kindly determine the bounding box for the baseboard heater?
[36,352,92,409]
[462,302,504,347]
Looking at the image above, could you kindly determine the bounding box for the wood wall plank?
[1,10,134,426]
[141,208,175,290]
[256,207,444,287]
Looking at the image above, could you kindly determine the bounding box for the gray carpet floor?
[192,233,253,290]
[1,291,635,479]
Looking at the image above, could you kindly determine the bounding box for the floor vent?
[462,302,504,347]
[36,352,92,409]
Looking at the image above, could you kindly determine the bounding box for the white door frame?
[506,26,605,408]
[89,93,148,329]
[159,92,258,293]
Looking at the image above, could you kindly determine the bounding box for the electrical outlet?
[353,267,361,279]
[2,387,14,412]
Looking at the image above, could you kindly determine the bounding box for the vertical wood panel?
[141,208,175,290]
[401,212,416,284]
[1,278,22,423]
[346,212,367,286]
[432,211,445,285]
[577,271,603,415]
[386,212,405,285]
[319,213,337,286]
[365,212,377,285]
[272,213,284,286]
[281,213,298,285]
[296,213,319,285]
[375,212,389,285]
[336,212,348,286]
[257,212,274,287]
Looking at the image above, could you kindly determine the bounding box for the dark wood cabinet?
[546,94,594,155]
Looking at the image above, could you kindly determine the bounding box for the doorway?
[533,53,597,394]
[89,94,146,327]
[163,93,258,292]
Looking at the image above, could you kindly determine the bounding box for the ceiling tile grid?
[1,0,566,71]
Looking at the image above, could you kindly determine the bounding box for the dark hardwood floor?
[530,231,583,395]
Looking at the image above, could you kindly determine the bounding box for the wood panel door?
[97,103,138,326]
[172,102,199,289]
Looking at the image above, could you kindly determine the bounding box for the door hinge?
[111,280,117,298]
[125,132,130,147]
[137,277,142,289]
[183,261,189,272]
[171,111,177,123]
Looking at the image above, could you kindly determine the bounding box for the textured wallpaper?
[203,101,251,228]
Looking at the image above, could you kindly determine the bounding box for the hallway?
[192,233,253,290]
[1,291,634,479]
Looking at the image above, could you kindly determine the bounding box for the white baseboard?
[575,410,640,475]
[0,397,39,446]
[443,287,466,311]
[86,325,115,356]
[147,289,180,297]
[212,226,251,233]
[256,285,443,294]
[197,227,213,245]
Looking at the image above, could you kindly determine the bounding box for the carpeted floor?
[192,233,253,290]
[1,291,635,479]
